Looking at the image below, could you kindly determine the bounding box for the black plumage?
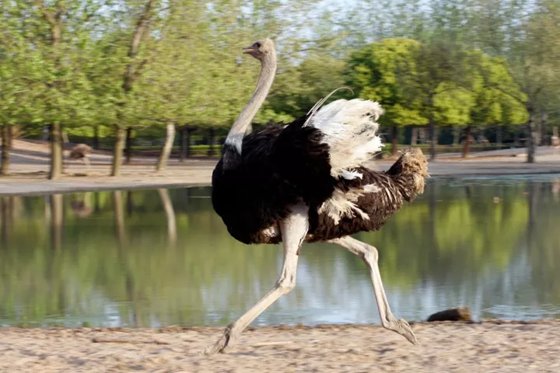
[212,118,427,245]
[212,118,335,244]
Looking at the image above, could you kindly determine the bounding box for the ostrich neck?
[225,54,277,154]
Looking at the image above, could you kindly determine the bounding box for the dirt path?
[2,140,560,196]
[1,321,559,372]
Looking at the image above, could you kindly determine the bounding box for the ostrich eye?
[253,42,261,48]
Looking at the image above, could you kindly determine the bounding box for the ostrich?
[209,38,428,354]
[68,143,92,169]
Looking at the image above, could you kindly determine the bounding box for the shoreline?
[2,157,560,196]
[2,140,560,196]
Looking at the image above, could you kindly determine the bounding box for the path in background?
[1,139,560,195]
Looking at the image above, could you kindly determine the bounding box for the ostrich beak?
[242,46,256,54]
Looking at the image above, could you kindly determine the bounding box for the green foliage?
[432,82,475,125]
[467,51,528,126]
[347,38,428,127]
[0,0,557,145]
[264,53,346,122]
[346,37,526,131]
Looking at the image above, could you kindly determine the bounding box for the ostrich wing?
[310,99,384,179]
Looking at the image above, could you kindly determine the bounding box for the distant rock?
[427,307,473,322]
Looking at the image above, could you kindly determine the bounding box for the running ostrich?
[68,143,92,169]
[209,38,428,353]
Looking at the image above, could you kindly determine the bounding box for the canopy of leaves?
[347,38,428,127]
[0,0,557,138]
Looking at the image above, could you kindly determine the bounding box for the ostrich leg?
[329,236,418,344]
[83,156,91,171]
[206,205,309,354]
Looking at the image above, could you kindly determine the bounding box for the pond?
[1,175,560,328]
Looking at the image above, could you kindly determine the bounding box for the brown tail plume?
[385,148,429,201]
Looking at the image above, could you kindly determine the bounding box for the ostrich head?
[243,38,276,62]
[223,37,277,155]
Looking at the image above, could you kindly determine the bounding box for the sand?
[1,321,560,372]
[2,140,560,371]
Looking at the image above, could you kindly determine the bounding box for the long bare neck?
[225,51,277,154]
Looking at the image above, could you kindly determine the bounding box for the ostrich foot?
[204,327,235,355]
[383,318,418,345]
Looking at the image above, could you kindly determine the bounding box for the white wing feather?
[310,98,384,179]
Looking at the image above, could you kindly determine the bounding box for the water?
[1,175,560,327]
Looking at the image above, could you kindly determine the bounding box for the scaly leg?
[329,236,417,344]
[205,205,309,354]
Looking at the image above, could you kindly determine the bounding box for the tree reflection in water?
[0,176,559,327]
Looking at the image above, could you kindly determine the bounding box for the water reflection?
[1,176,560,327]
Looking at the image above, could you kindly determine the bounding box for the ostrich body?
[68,143,92,168]
[209,39,428,353]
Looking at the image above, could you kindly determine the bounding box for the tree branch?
[122,0,156,93]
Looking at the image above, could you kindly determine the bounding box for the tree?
[129,0,257,168]
[432,0,558,161]
[0,5,39,175]
[264,53,346,124]
[1,1,110,179]
[512,0,560,162]
[463,52,527,157]
[408,40,478,159]
[110,0,158,177]
[347,38,428,155]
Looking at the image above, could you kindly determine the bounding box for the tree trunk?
[391,125,398,156]
[207,128,216,157]
[410,126,418,145]
[111,126,126,176]
[540,112,548,146]
[49,123,64,180]
[1,125,12,176]
[429,120,437,160]
[526,105,537,163]
[38,1,65,180]
[552,127,559,147]
[93,125,100,149]
[156,123,176,172]
[452,126,460,146]
[179,127,193,161]
[179,127,186,162]
[185,127,192,158]
[496,125,503,148]
[122,0,155,92]
[125,127,133,164]
[113,0,155,174]
[462,126,472,158]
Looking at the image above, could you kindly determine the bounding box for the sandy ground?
[1,321,560,372]
[2,140,560,371]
